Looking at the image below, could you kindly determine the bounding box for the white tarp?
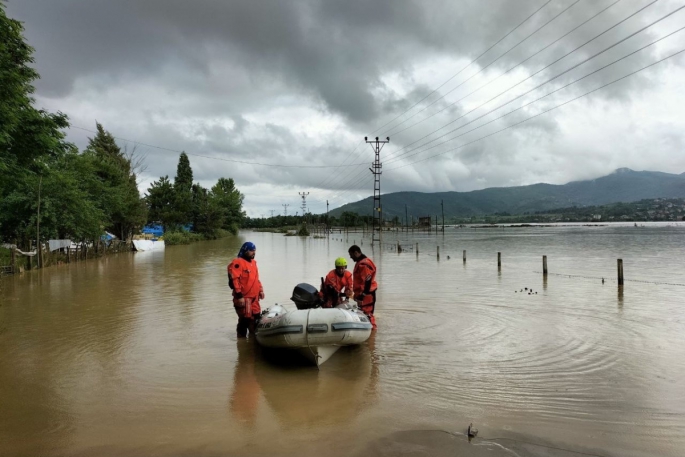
[49,239,73,252]
[132,240,165,252]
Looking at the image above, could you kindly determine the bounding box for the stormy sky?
[7,0,685,216]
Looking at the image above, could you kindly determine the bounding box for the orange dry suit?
[228,257,264,319]
[320,269,353,308]
[352,255,378,329]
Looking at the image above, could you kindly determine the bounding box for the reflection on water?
[230,340,260,425]
[1,226,685,457]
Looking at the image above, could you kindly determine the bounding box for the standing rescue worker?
[228,241,264,337]
[320,257,354,308]
[348,245,378,330]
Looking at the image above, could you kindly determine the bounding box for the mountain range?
[328,168,685,219]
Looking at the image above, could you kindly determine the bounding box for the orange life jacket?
[324,269,353,294]
[352,255,377,296]
[227,257,263,299]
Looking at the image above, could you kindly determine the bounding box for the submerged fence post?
[543,255,548,276]
[463,250,466,263]
[617,259,624,285]
[416,243,419,256]
[497,252,501,268]
[437,246,440,260]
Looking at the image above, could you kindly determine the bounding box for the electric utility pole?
[326,200,330,235]
[365,136,389,246]
[441,199,445,232]
[282,204,289,217]
[299,191,309,224]
[270,210,275,218]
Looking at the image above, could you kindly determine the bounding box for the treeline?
[0,6,244,250]
[534,198,685,221]
[242,211,375,229]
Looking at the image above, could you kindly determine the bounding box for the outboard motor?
[291,283,321,309]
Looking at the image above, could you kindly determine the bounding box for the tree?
[191,183,224,236]
[211,177,245,234]
[173,152,193,226]
[0,5,76,245]
[146,176,175,232]
[83,122,147,240]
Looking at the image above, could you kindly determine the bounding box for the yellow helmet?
[334,257,347,267]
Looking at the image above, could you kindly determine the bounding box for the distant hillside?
[328,168,685,220]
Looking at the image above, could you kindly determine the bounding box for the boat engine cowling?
[291,283,321,309]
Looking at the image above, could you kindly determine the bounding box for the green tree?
[173,152,193,226]
[191,183,224,236]
[0,5,78,246]
[82,123,147,240]
[211,177,245,234]
[340,211,360,227]
[146,176,175,232]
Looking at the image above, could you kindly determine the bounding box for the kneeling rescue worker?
[348,245,378,330]
[228,241,264,337]
[320,257,353,308]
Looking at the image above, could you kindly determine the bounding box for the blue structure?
[142,224,164,237]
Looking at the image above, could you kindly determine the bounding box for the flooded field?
[2,225,685,457]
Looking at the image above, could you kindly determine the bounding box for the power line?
[385,45,685,171]
[374,0,554,135]
[312,0,613,210]
[383,0,585,137]
[384,1,678,166]
[68,125,366,169]
[278,3,680,214]
[387,23,685,167]
[304,0,557,210]
[383,0,624,141]
[381,0,660,164]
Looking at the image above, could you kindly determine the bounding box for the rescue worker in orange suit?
[320,257,354,308]
[348,245,378,330]
[228,241,264,337]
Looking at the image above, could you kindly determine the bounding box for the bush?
[162,228,232,245]
[163,231,204,245]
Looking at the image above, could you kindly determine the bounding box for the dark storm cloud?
[6,0,685,216]
[11,0,614,121]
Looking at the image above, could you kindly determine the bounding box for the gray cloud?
[7,0,685,216]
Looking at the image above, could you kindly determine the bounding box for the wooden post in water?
[617,259,624,285]
[396,240,400,253]
[67,246,70,263]
[497,252,501,268]
[437,245,440,260]
[463,250,466,263]
[543,255,548,276]
[416,243,419,257]
[10,248,16,274]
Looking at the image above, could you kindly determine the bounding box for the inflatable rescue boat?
[255,283,373,366]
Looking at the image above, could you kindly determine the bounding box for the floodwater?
[1,224,685,457]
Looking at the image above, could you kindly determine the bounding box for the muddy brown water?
[1,225,685,456]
